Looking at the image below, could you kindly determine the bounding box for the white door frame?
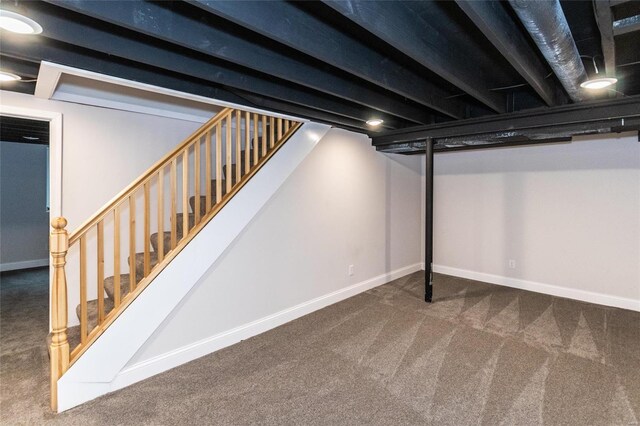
[1,104,63,330]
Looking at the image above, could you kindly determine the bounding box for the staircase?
[69,151,257,341]
[48,107,301,411]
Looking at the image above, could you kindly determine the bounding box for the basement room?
[0,0,638,424]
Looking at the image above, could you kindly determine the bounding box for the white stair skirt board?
[113,262,423,392]
[57,122,331,412]
[429,264,640,312]
[0,259,49,272]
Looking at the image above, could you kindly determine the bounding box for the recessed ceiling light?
[0,71,21,82]
[580,77,618,90]
[0,10,43,34]
[366,118,384,126]
[23,136,40,141]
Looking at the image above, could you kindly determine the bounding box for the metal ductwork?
[509,0,588,102]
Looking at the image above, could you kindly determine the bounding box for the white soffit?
[35,62,306,123]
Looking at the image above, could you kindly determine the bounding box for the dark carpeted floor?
[1,267,638,425]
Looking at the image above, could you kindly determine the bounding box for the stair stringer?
[56,122,330,412]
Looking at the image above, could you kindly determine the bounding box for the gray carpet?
[1,268,638,425]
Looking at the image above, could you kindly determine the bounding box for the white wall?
[128,128,423,365]
[430,133,640,310]
[0,141,50,270]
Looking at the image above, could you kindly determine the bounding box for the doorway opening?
[0,115,50,272]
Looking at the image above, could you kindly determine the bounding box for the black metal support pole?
[425,138,434,303]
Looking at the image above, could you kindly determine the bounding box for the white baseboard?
[430,264,640,312]
[113,263,423,391]
[0,258,49,272]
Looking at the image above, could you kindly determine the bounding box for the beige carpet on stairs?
[1,267,638,425]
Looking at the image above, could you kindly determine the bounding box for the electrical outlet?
[348,265,354,276]
[508,259,516,269]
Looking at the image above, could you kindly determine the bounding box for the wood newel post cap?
[51,217,67,230]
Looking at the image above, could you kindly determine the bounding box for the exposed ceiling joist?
[372,95,640,148]
[4,36,379,132]
[234,91,367,134]
[455,0,563,106]
[593,0,617,77]
[188,0,467,119]
[0,56,40,79]
[0,116,50,145]
[0,35,250,109]
[7,2,401,131]
[43,0,433,125]
[609,0,633,6]
[613,14,640,36]
[323,0,508,113]
[1,0,637,135]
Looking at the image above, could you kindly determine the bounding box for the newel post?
[49,217,69,411]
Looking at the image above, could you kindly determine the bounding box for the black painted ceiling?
[0,116,50,145]
[0,0,638,134]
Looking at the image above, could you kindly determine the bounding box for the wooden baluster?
[194,141,201,225]
[113,207,121,307]
[49,217,69,411]
[235,110,241,184]
[143,182,150,277]
[79,234,88,342]
[129,194,136,292]
[277,118,283,140]
[170,159,177,249]
[253,113,259,165]
[205,131,212,214]
[261,115,267,157]
[244,111,250,175]
[216,123,222,204]
[97,220,105,324]
[226,115,232,194]
[284,119,290,133]
[269,116,275,149]
[157,169,164,263]
[182,148,189,237]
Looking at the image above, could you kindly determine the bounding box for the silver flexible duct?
[509,0,588,102]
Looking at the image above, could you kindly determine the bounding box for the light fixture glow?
[0,71,21,82]
[0,10,43,34]
[580,77,618,90]
[366,118,384,126]
[23,136,40,141]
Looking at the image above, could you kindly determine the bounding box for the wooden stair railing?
[48,108,301,410]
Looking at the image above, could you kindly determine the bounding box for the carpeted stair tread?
[129,251,159,279]
[175,213,195,235]
[190,161,261,215]
[190,196,211,218]
[150,232,174,256]
[187,180,228,216]
[208,179,227,197]
[224,151,255,181]
[104,274,133,301]
[75,298,115,331]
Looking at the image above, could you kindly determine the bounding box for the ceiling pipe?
[508,0,588,102]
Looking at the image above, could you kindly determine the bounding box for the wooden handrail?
[68,108,233,244]
[49,105,302,411]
